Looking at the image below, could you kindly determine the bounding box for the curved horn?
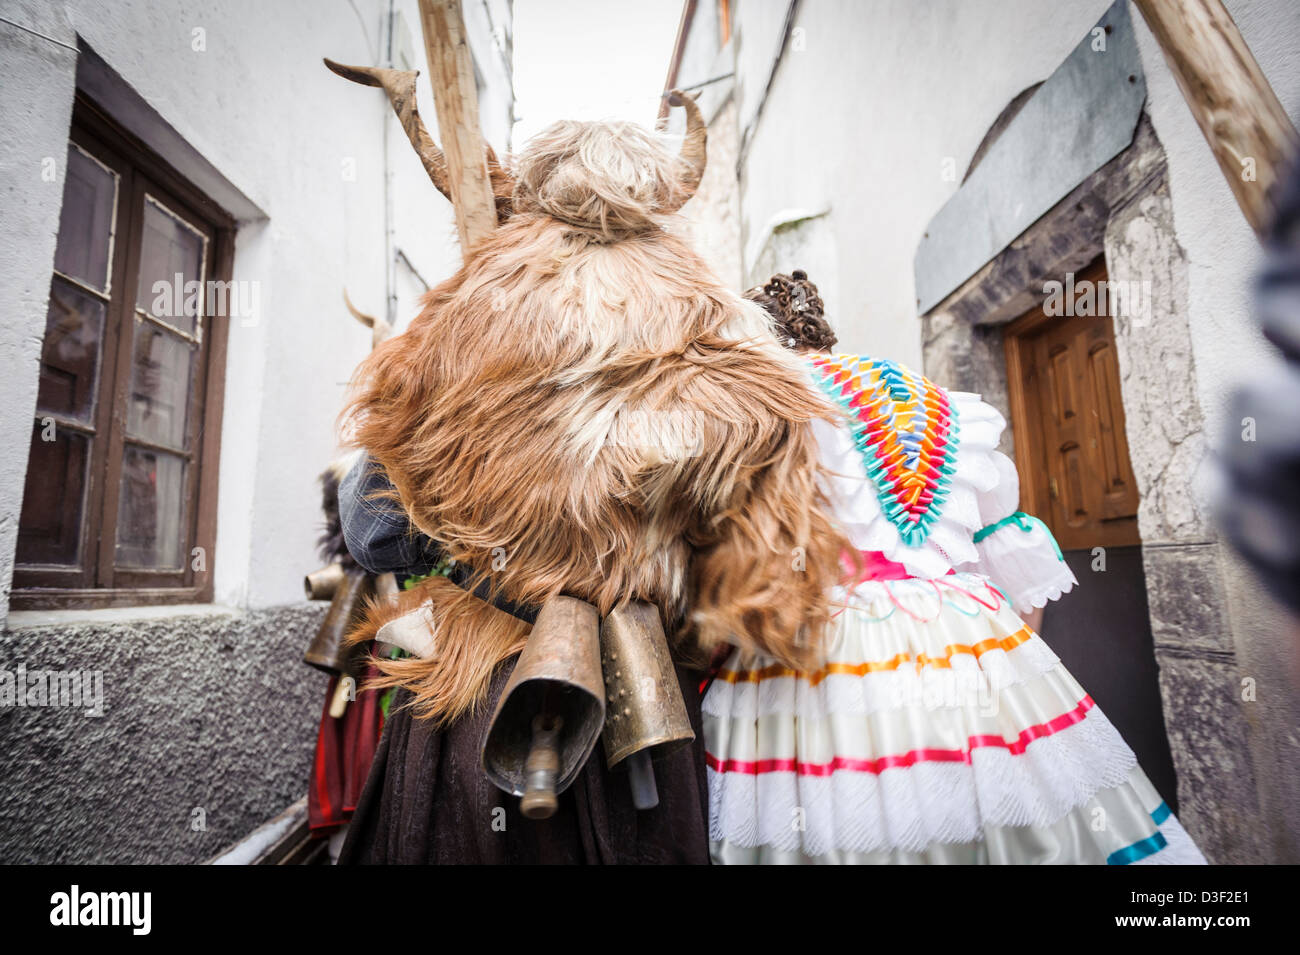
[343,287,394,350]
[324,58,451,200]
[484,143,515,223]
[325,58,516,223]
[662,89,708,211]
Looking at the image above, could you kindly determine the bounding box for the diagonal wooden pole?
[418,0,499,255]
[1134,0,1298,239]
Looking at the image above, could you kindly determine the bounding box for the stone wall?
[1103,178,1272,864]
[0,602,327,863]
[920,116,1282,863]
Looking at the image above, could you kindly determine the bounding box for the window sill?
[5,603,243,631]
[8,585,214,613]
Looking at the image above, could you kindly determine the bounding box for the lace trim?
[706,705,1138,855]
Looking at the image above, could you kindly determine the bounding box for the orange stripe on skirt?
[714,626,1034,687]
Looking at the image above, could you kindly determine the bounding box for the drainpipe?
[383,0,397,329]
[734,0,801,282]
[737,0,801,170]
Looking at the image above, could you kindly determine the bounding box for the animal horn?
[483,142,516,224]
[324,57,515,223]
[343,287,393,349]
[663,89,708,211]
[324,58,452,200]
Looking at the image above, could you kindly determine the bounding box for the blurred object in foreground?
[1217,162,1300,616]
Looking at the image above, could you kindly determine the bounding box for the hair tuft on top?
[511,120,687,241]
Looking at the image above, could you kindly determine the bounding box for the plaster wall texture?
[0,602,327,863]
[730,0,1119,366]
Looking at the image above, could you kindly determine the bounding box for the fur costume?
[341,109,850,732]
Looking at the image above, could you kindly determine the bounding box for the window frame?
[12,94,234,610]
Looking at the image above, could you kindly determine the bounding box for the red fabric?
[308,654,385,834]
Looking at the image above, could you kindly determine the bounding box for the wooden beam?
[417,0,498,254]
[1134,0,1297,238]
[658,0,698,123]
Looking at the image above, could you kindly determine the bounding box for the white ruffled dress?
[702,354,1204,864]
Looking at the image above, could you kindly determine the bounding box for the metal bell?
[304,562,346,600]
[599,601,695,809]
[304,568,373,675]
[481,595,605,818]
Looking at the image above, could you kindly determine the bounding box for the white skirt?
[702,573,1205,864]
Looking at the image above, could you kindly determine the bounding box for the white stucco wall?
[731,0,1121,367]
[0,0,513,617]
[0,1,78,623]
[725,0,1298,408]
[664,0,743,290]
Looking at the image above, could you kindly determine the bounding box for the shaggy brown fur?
[344,125,851,726]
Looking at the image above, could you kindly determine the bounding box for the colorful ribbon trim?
[714,626,1035,686]
[1108,830,1169,865]
[809,354,959,548]
[706,693,1096,777]
[1107,802,1173,863]
[973,510,1065,561]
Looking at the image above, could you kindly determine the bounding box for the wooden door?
[1003,256,1178,810]
[1004,259,1140,549]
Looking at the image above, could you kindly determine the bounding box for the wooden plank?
[1134,0,1298,238]
[417,0,498,254]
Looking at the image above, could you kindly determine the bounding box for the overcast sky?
[511,0,682,145]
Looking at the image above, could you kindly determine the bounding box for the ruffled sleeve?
[966,451,1077,612]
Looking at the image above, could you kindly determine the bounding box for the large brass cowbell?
[481,596,694,818]
[303,568,373,676]
[480,597,606,819]
[600,602,695,809]
[303,568,375,717]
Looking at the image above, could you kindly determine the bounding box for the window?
[13,96,233,610]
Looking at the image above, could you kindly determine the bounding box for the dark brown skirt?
[338,658,712,864]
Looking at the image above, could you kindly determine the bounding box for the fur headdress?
[342,99,849,724]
